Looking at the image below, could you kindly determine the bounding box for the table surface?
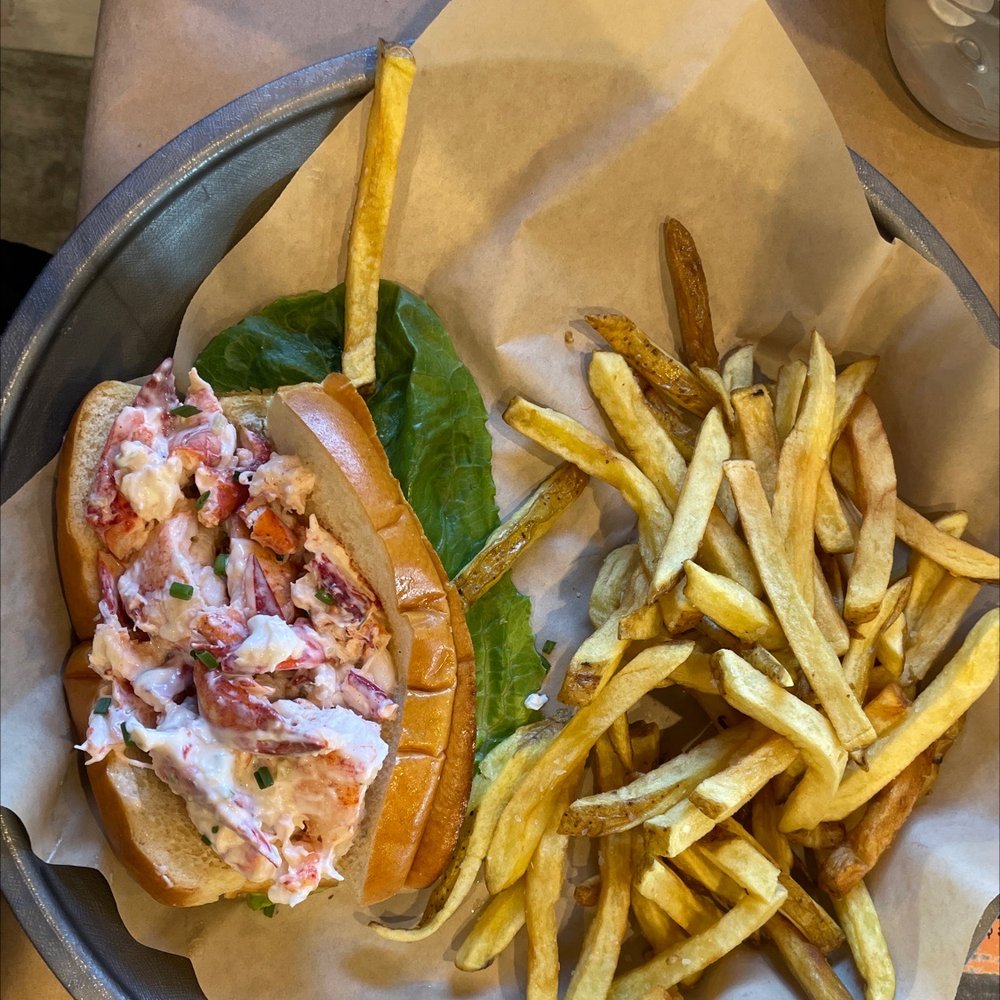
[5,1,998,997]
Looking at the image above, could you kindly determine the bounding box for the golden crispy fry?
[565,740,632,1000]
[874,614,905,681]
[690,735,799,820]
[863,682,912,737]
[818,745,934,897]
[663,218,719,370]
[649,578,705,638]
[629,719,661,774]
[454,881,526,972]
[630,881,686,953]
[525,781,574,1000]
[765,913,854,1000]
[724,460,876,751]
[684,560,785,648]
[842,578,911,702]
[822,609,998,821]
[560,722,755,837]
[722,345,756,393]
[900,574,982,687]
[590,544,641,628]
[812,558,851,656]
[667,649,719,694]
[453,463,588,606]
[693,833,784,900]
[488,642,694,890]
[585,313,715,417]
[711,649,848,833]
[343,41,416,390]
[643,387,698,461]
[637,857,725,933]
[786,823,846,849]
[504,396,671,574]
[815,468,856,554]
[617,602,662,641]
[905,510,969,628]
[772,332,837,609]
[608,714,635,773]
[651,408,730,597]
[828,880,896,1000]
[744,645,795,687]
[830,357,879,437]
[374,719,559,940]
[843,396,897,625]
[732,385,780,502]
[588,351,687,509]
[751,782,794,874]
[773,360,808,444]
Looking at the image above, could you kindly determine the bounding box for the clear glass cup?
[886,0,1000,141]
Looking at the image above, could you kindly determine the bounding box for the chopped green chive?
[196,490,211,510]
[254,766,274,790]
[191,649,219,670]
[542,639,557,655]
[315,588,335,606]
[120,722,133,747]
[246,894,277,918]
[94,696,112,715]
[169,403,201,418]
[169,581,194,600]
[201,835,212,846]
[213,552,229,576]
[211,825,219,834]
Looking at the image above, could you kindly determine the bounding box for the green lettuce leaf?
[195,280,547,757]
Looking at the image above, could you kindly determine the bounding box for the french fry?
[645,798,716,857]
[751,782,794,874]
[873,614,905,682]
[663,217,719,370]
[560,722,755,837]
[504,396,671,573]
[773,359,808,444]
[452,463,589,606]
[830,357,880,442]
[812,557,851,656]
[863,682,912,737]
[651,408,730,597]
[828,879,896,1000]
[690,735,799,820]
[815,468,856,554]
[694,366,736,430]
[668,649,720,694]
[589,544,640,628]
[588,351,687,509]
[786,823,846,849]
[905,510,969,628]
[744,645,795,687]
[722,345,756,393]
[525,780,574,1000]
[712,649,848,833]
[608,714,635,773]
[343,41,416,390]
[488,642,694,890]
[692,833,783,900]
[771,332,836,609]
[894,500,999,582]
[629,719,662,774]
[454,881,526,972]
[900,574,982,687]
[765,913,854,1000]
[565,739,632,1000]
[585,313,715,417]
[822,609,998,821]
[630,880,687,953]
[818,745,935,897]
[732,385,780,502]
[842,396,897,625]
[724,460,876,751]
[842,577,911,702]
[683,560,785,648]
[636,857,725,933]
[574,874,602,907]
[374,719,560,940]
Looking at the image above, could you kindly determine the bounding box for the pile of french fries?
[371,217,999,999]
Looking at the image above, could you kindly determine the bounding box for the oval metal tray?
[2,44,997,1000]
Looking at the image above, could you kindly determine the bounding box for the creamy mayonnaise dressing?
[79,362,397,905]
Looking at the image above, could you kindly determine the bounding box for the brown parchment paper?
[2,0,997,997]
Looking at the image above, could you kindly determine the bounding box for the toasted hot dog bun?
[59,376,475,907]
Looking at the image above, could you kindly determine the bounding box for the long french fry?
[843,396,897,625]
[822,609,998,821]
[690,735,798,820]
[683,560,784,648]
[732,385,780,502]
[772,332,836,608]
[636,857,725,933]
[487,642,693,890]
[765,914,854,1000]
[812,557,851,655]
[454,882,526,971]
[722,345,756,393]
[773,359,808,444]
[343,41,416,389]
[815,467,856,554]
[829,880,896,1000]
[830,357,880,442]
[504,396,670,574]
[842,577,911,702]
[651,409,730,597]
[724,460,876,751]
[905,510,969,627]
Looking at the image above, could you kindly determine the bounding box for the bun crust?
[59,376,475,908]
